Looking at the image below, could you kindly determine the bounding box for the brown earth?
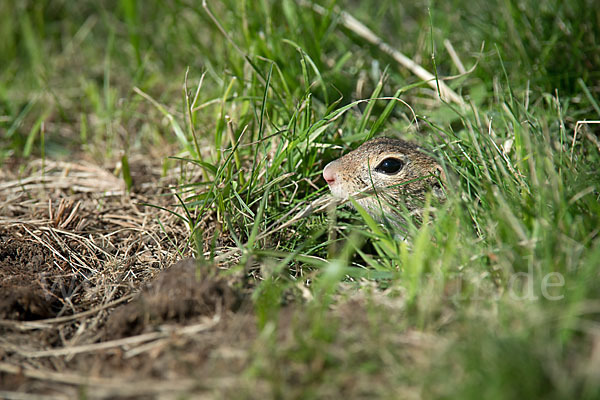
[0,157,262,398]
[0,234,61,320]
[102,258,244,340]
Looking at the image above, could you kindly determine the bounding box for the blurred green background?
[1,0,598,161]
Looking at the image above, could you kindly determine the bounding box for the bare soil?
[103,258,244,340]
[0,233,60,320]
[0,157,259,398]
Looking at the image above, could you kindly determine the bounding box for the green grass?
[2,0,600,398]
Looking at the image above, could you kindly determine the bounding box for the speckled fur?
[324,137,445,223]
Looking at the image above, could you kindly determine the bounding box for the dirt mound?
[0,233,75,320]
[103,258,243,339]
[0,158,259,397]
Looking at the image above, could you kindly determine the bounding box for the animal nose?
[323,163,336,184]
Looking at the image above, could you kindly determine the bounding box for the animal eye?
[374,158,404,175]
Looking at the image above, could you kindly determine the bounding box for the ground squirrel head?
[323,137,446,222]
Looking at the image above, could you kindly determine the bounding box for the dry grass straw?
[0,156,222,396]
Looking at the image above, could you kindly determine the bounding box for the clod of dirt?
[0,234,69,320]
[104,258,242,340]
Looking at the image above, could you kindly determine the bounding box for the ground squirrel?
[323,137,446,224]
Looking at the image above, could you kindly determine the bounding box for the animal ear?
[434,165,447,183]
[430,166,447,200]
